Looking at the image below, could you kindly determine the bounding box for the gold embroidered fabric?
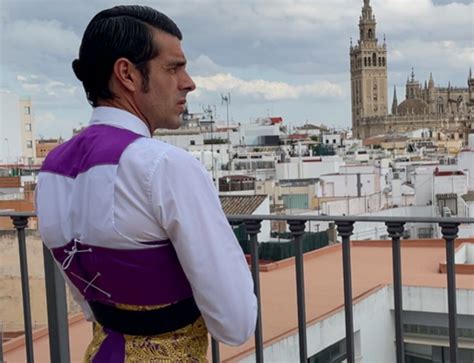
[124,316,208,362]
[83,323,108,363]
[83,303,208,362]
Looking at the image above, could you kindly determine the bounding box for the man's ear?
[112,57,141,93]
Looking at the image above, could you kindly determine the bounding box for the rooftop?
[462,192,474,202]
[4,238,473,362]
[219,195,267,215]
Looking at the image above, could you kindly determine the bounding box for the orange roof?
[5,239,474,362]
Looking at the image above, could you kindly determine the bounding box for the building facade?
[350,0,474,140]
[20,98,35,165]
[1,93,22,164]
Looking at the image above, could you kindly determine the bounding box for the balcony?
[1,212,474,362]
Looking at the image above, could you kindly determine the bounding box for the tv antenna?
[221,93,232,174]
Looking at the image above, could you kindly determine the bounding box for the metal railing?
[2,212,473,363]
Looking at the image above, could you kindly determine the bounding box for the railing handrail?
[3,211,474,225]
[0,211,36,218]
[228,214,474,224]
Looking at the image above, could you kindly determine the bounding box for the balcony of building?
[1,212,473,362]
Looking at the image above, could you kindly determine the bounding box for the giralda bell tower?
[350,0,388,139]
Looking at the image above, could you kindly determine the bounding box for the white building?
[238,121,281,146]
[318,172,381,198]
[458,149,474,191]
[0,93,35,165]
[322,132,343,147]
[156,131,204,149]
[275,156,344,180]
[413,165,467,206]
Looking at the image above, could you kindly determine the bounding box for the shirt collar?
[89,106,151,138]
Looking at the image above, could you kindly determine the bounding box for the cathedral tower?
[350,0,388,138]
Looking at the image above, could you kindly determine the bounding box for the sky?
[0,0,473,139]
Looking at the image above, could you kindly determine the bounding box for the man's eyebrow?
[166,58,187,67]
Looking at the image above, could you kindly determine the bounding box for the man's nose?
[181,71,196,92]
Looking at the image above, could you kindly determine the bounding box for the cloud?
[188,54,224,76]
[16,74,78,98]
[192,73,343,101]
[389,39,473,81]
[2,19,79,61]
[0,17,81,86]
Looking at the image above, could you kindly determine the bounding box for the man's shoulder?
[41,125,143,177]
[123,137,203,176]
[132,137,198,162]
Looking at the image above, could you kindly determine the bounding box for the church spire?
[428,72,434,88]
[391,86,398,115]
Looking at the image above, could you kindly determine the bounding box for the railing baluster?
[386,221,406,363]
[211,337,220,363]
[440,222,459,363]
[11,216,34,363]
[244,219,264,363]
[336,221,355,363]
[288,220,308,363]
[42,244,70,362]
[0,321,4,363]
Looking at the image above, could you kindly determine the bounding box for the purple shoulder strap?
[41,124,143,178]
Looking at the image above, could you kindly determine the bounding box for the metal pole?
[386,221,406,363]
[211,338,220,363]
[288,220,307,363]
[12,216,34,363]
[440,222,459,363]
[43,244,70,362]
[0,321,4,363]
[336,221,355,363]
[244,219,264,363]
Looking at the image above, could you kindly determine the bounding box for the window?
[308,338,346,363]
[26,140,33,149]
[437,97,444,113]
[333,139,336,144]
[190,140,195,145]
[24,106,31,115]
[25,123,32,132]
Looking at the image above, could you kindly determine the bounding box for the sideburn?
[136,62,150,93]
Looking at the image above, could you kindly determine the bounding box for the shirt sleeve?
[150,147,257,346]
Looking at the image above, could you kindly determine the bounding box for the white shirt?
[36,106,257,345]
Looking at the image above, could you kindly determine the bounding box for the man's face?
[135,30,195,131]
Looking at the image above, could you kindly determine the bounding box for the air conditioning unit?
[442,207,452,217]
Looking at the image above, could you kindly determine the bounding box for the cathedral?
[350,0,474,140]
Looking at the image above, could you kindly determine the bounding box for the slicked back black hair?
[72,5,182,107]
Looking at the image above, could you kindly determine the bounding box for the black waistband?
[89,297,201,336]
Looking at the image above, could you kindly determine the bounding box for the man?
[36,5,257,362]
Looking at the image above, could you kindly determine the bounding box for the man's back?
[37,108,257,361]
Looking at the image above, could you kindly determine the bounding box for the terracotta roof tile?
[219,195,267,215]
